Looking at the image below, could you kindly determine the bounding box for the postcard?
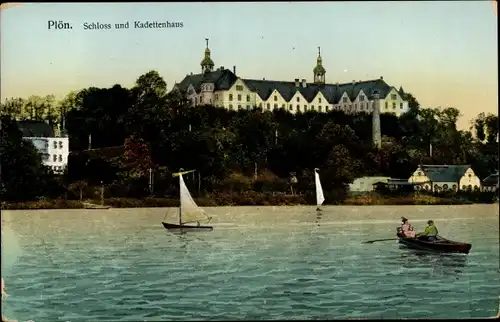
[1,2,498,321]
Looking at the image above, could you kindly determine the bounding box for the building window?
[311,105,315,110]
[274,104,278,109]
[385,102,388,109]
[468,173,472,178]
[53,141,57,149]
[58,155,62,162]
[361,103,364,109]
[318,106,322,112]
[296,97,300,102]
[215,94,218,100]
[325,106,328,112]
[304,105,307,111]
[237,105,242,109]
[247,95,250,102]
[267,103,270,110]
[229,104,233,110]
[259,103,263,108]
[229,94,233,101]
[354,103,357,109]
[53,154,57,162]
[452,184,458,191]
[443,184,448,191]
[343,97,347,103]
[400,103,403,109]
[391,94,397,100]
[237,94,241,101]
[467,185,472,191]
[59,141,63,148]
[274,96,277,101]
[360,95,365,101]
[247,105,250,110]
[281,104,285,109]
[319,98,322,103]
[473,185,479,191]
[392,102,396,109]
[297,105,300,111]
[236,85,243,91]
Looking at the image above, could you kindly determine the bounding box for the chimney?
[221,66,224,70]
[233,66,236,74]
[295,78,300,87]
[190,72,193,75]
[380,76,383,80]
[352,80,356,85]
[301,79,307,88]
[263,77,266,80]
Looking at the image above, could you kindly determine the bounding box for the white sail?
[315,170,325,206]
[179,174,208,224]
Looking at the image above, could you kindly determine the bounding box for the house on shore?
[17,120,69,174]
[482,172,499,192]
[408,164,481,192]
[348,176,391,193]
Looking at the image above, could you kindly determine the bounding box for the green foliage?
[0,116,61,201]
[3,70,498,204]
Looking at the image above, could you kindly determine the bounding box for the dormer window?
[319,98,322,103]
[343,97,348,103]
[391,94,397,100]
[296,97,300,102]
[236,85,243,91]
[360,95,365,101]
[274,96,277,101]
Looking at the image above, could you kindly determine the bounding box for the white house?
[349,176,391,193]
[408,164,481,192]
[18,121,69,174]
[172,40,410,117]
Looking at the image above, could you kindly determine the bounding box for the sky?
[1,2,497,129]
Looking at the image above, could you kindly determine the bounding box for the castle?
[172,39,410,119]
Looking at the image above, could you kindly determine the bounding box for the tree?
[0,116,58,201]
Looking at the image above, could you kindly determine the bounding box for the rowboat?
[396,228,472,254]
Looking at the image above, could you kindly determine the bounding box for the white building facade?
[24,137,69,174]
[172,41,410,117]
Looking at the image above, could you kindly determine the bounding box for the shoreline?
[1,193,497,210]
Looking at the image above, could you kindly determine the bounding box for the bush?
[2,199,84,210]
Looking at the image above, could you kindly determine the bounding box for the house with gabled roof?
[408,164,481,192]
[172,40,410,117]
[18,120,69,174]
[482,172,499,192]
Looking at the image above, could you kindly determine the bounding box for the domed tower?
[313,46,326,84]
[201,38,214,74]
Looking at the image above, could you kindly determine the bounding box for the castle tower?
[200,38,214,74]
[372,92,382,149]
[313,46,326,84]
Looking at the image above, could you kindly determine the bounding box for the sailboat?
[314,168,325,211]
[162,170,214,232]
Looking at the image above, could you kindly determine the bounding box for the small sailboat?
[314,168,325,211]
[162,170,213,232]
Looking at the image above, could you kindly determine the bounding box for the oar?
[362,238,398,244]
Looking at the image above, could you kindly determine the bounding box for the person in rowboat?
[401,217,416,238]
[417,220,439,241]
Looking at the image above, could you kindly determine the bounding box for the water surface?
[1,205,499,320]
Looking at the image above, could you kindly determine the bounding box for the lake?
[1,205,499,321]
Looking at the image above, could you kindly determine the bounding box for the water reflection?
[399,250,468,277]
